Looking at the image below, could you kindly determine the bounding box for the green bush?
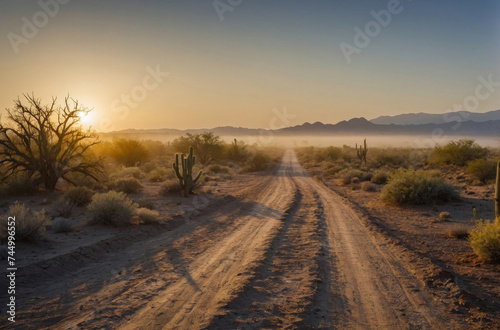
[1,175,36,196]
[52,199,75,217]
[86,191,138,226]
[110,138,150,167]
[361,182,377,192]
[381,169,458,205]
[469,219,500,261]
[467,158,497,183]
[244,152,272,172]
[146,167,171,182]
[172,132,223,165]
[371,171,388,184]
[339,169,364,184]
[64,186,94,206]
[140,162,158,174]
[323,165,344,178]
[208,164,229,174]
[439,211,451,219]
[431,139,487,166]
[114,178,143,194]
[136,208,161,224]
[325,146,342,161]
[136,197,156,210]
[159,179,181,196]
[0,202,50,241]
[119,167,144,179]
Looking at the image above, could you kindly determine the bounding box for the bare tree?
[172,132,223,165]
[0,94,103,191]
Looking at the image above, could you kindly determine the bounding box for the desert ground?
[2,148,498,329]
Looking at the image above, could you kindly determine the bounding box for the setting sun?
[1,1,499,329]
[79,110,95,126]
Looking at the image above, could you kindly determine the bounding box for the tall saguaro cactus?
[495,161,499,219]
[173,146,202,197]
[356,139,368,165]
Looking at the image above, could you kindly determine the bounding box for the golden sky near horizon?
[1,1,500,131]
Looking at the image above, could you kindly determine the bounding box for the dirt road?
[5,150,462,329]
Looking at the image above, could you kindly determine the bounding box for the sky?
[1,0,499,131]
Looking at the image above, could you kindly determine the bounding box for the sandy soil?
[320,175,500,328]
[0,150,478,329]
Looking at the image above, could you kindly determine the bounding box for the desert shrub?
[351,183,361,190]
[136,208,160,224]
[467,159,497,184]
[244,152,272,172]
[431,139,487,166]
[360,171,373,182]
[52,217,75,233]
[439,211,451,220]
[381,169,458,205]
[140,162,158,174]
[142,140,168,158]
[339,169,364,184]
[371,171,388,184]
[52,199,74,217]
[469,219,500,261]
[325,146,342,161]
[361,182,377,192]
[447,224,471,239]
[114,178,143,194]
[225,138,248,162]
[64,186,94,206]
[341,146,356,162]
[64,171,106,189]
[172,132,223,165]
[119,167,144,179]
[1,175,36,196]
[351,177,360,184]
[110,138,150,167]
[374,152,404,168]
[323,165,344,178]
[159,179,181,196]
[86,191,138,226]
[208,164,229,174]
[0,202,50,241]
[136,197,156,210]
[147,167,171,182]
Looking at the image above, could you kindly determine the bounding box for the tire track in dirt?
[9,150,468,329]
[8,174,281,329]
[114,161,297,329]
[289,150,457,329]
[207,151,334,329]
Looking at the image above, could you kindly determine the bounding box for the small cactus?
[495,161,499,219]
[173,146,202,197]
[356,139,368,165]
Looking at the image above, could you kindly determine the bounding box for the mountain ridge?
[105,116,500,137]
[370,109,500,125]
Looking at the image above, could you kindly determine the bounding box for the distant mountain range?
[370,109,500,125]
[107,110,500,138]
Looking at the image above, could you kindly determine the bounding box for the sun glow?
[79,111,95,126]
